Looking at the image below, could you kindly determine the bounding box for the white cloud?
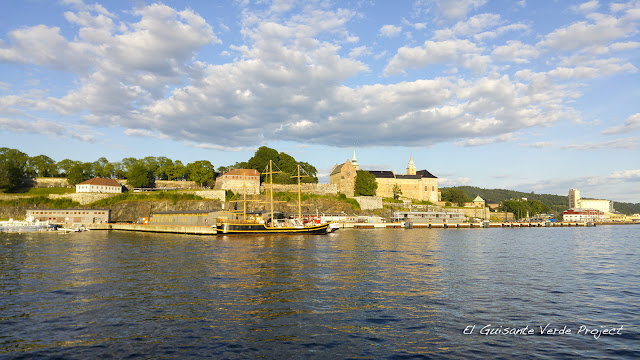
[384,39,486,75]
[474,23,529,42]
[602,113,640,134]
[0,117,98,142]
[572,1,600,14]
[439,176,473,186]
[349,46,370,58]
[492,40,539,63]
[537,13,638,52]
[454,133,517,147]
[379,25,402,37]
[1,1,638,152]
[563,136,640,150]
[434,0,488,21]
[610,169,640,180]
[520,141,554,148]
[433,13,501,40]
[548,58,637,79]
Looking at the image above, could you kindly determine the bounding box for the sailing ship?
[214,160,330,235]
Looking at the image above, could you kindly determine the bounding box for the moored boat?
[214,161,330,235]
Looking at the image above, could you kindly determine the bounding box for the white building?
[76,177,122,193]
[563,209,606,222]
[568,188,614,213]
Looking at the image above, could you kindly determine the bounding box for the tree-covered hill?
[444,186,640,215]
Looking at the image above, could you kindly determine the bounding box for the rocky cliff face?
[1,197,387,222]
[109,200,224,222]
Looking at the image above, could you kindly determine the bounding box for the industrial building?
[148,210,225,226]
[26,209,111,224]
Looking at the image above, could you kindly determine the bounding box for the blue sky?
[1,0,639,203]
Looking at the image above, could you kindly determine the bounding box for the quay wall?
[88,223,216,235]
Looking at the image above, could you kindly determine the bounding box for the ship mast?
[290,164,308,220]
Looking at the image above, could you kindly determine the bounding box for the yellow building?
[330,154,439,203]
[329,151,359,197]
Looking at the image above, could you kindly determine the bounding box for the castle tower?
[351,149,359,170]
[406,155,416,175]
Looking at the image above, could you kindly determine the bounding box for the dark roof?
[366,170,395,178]
[77,177,121,187]
[396,175,422,180]
[416,170,437,178]
[330,163,344,176]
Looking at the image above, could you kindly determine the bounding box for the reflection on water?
[1,227,638,359]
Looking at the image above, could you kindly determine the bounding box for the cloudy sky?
[1,0,639,202]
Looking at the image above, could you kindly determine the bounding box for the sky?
[1,0,639,203]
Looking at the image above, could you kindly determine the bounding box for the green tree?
[354,170,378,196]
[29,154,57,177]
[142,156,160,178]
[56,159,77,177]
[0,148,33,191]
[170,160,187,180]
[155,157,174,180]
[127,162,155,188]
[112,162,127,179]
[186,160,215,187]
[93,157,112,178]
[392,184,402,200]
[244,146,318,184]
[120,157,138,176]
[441,188,471,207]
[67,163,92,185]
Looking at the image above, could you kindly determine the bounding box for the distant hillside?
[444,186,640,215]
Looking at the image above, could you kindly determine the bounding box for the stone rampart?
[179,190,225,201]
[49,193,117,205]
[155,180,199,189]
[354,196,382,210]
[33,177,70,188]
[261,183,338,195]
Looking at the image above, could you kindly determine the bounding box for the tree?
[187,160,215,187]
[170,160,187,180]
[244,146,318,184]
[112,162,127,179]
[67,163,92,185]
[127,162,155,188]
[120,157,138,176]
[93,157,113,178]
[441,188,471,207]
[155,157,174,180]
[29,155,57,177]
[0,148,33,191]
[56,159,77,178]
[354,170,378,196]
[392,184,402,200]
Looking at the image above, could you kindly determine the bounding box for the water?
[1,226,638,359]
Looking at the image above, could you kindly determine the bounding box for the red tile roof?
[222,169,260,177]
[77,177,122,187]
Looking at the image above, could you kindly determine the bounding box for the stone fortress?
[330,151,440,203]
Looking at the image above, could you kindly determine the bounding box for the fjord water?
[1,226,638,359]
